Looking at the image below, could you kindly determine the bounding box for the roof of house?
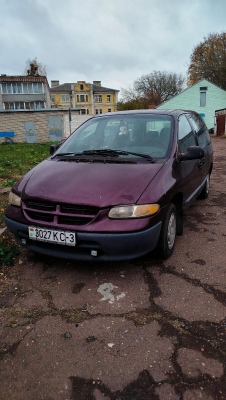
[50,83,73,93]
[157,78,226,108]
[92,84,119,93]
[50,82,119,93]
[0,74,50,89]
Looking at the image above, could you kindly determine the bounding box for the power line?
[0,63,21,73]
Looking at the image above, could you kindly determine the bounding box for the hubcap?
[167,212,176,249]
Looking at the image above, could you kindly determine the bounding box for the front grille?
[58,216,92,225]
[25,201,56,211]
[60,204,99,215]
[23,200,99,227]
[26,211,54,222]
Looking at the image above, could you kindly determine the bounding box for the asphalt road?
[0,136,226,400]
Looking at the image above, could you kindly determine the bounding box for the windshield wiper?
[81,149,126,157]
[81,149,155,162]
[118,150,155,162]
[52,152,77,159]
[52,149,155,162]
[52,149,122,159]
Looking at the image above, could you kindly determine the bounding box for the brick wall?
[0,109,80,142]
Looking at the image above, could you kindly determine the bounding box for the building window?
[107,95,111,102]
[94,95,102,103]
[80,84,84,90]
[108,108,112,112]
[15,102,25,109]
[1,82,43,94]
[12,83,22,93]
[61,95,70,103]
[95,108,102,114]
[80,109,90,115]
[3,101,45,110]
[51,95,55,103]
[77,94,88,103]
[200,92,206,107]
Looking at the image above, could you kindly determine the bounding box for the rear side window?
[188,113,211,148]
[178,115,196,152]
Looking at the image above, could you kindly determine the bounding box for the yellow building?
[50,80,119,114]
[50,81,73,108]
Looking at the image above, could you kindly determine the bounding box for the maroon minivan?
[5,110,213,260]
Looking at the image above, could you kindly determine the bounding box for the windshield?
[55,114,174,160]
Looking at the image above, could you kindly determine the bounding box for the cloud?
[1,0,226,94]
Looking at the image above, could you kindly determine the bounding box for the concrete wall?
[157,79,226,129]
[63,114,92,137]
[0,109,80,143]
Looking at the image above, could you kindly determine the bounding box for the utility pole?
[69,108,72,136]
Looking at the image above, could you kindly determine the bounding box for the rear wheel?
[199,174,210,199]
[157,203,177,259]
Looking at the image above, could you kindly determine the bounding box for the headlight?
[108,204,160,219]
[9,191,21,207]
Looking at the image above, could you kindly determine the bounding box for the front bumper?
[5,216,162,261]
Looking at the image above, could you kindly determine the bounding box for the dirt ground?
[0,136,226,400]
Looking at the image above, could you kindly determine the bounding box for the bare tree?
[187,32,226,89]
[23,57,47,76]
[121,71,185,107]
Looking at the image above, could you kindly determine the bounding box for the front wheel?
[156,203,177,259]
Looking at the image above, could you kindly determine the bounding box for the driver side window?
[178,115,196,152]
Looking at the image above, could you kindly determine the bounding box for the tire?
[199,174,210,199]
[157,203,177,259]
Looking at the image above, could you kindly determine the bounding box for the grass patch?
[0,240,19,266]
[0,142,53,227]
[0,142,52,179]
[0,193,9,225]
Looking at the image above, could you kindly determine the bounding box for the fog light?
[91,250,98,257]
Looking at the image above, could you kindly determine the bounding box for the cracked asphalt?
[0,136,226,400]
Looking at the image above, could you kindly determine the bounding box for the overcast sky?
[1,0,226,97]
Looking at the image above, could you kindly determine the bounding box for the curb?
[0,187,11,194]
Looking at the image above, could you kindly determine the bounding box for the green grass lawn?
[0,142,52,182]
[0,142,54,265]
[0,142,52,225]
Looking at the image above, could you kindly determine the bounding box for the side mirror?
[50,144,59,155]
[178,146,204,162]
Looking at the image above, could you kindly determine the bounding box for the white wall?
[63,114,92,137]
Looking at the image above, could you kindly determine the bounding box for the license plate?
[28,226,76,246]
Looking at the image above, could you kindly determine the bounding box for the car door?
[177,114,202,208]
[187,113,212,185]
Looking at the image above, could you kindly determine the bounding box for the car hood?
[18,159,164,207]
